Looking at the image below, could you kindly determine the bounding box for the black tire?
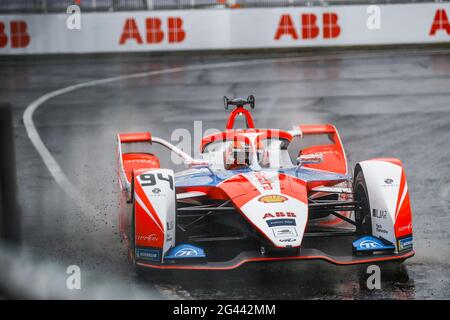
[131,199,157,277]
[130,199,137,267]
[354,169,372,236]
[130,199,145,276]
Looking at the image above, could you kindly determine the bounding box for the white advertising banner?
[1,3,450,54]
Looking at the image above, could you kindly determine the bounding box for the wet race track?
[1,48,450,299]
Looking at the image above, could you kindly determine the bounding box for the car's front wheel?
[354,169,372,236]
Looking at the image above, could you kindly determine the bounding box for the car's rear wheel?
[354,169,372,236]
[130,200,137,265]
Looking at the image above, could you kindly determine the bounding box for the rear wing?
[300,124,336,136]
[294,124,348,175]
[117,132,152,144]
[116,131,194,192]
[117,132,154,193]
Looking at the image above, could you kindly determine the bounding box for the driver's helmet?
[224,140,250,170]
[256,141,270,168]
[224,140,269,169]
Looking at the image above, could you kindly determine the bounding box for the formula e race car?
[116,95,414,271]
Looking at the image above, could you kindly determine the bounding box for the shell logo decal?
[258,194,288,203]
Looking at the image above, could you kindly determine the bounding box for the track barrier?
[0,3,450,54]
[0,103,21,244]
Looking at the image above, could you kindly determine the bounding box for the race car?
[116,95,414,271]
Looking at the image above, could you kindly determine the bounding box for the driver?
[224,140,250,170]
[257,143,270,168]
[224,140,270,169]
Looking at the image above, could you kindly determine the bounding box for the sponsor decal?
[272,226,298,238]
[274,13,341,41]
[375,223,388,234]
[353,236,395,252]
[119,17,186,45]
[263,212,296,219]
[0,20,31,49]
[254,172,273,190]
[279,238,297,243]
[429,9,450,36]
[176,248,197,257]
[266,219,296,227]
[360,240,382,249]
[258,195,288,203]
[372,209,388,219]
[136,233,159,242]
[381,178,399,187]
[398,236,413,251]
[135,248,161,261]
[165,244,206,259]
[152,187,161,194]
[124,159,156,164]
[398,222,413,233]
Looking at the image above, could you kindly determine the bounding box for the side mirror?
[297,153,323,165]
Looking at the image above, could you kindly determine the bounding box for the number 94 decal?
[139,173,174,191]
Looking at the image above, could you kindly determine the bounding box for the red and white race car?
[116,95,414,272]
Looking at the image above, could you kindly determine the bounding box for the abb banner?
[1,3,450,54]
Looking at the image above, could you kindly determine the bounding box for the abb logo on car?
[274,13,341,41]
[263,212,297,219]
[0,21,30,49]
[119,17,185,45]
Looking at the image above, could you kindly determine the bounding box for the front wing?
[136,249,414,270]
[135,236,414,270]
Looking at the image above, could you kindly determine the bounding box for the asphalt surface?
[1,48,450,299]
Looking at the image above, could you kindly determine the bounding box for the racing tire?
[354,169,372,236]
[130,199,146,276]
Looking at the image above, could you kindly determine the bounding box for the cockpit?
[201,131,294,171]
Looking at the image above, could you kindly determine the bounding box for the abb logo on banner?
[0,21,30,49]
[274,13,340,40]
[429,9,450,36]
[119,17,185,45]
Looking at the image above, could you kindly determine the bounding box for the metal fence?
[0,0,447,13]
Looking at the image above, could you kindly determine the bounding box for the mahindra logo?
[398,222,412,233]
[125,159,155,163]
[152,188,161,194]
[136,234,159,242]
